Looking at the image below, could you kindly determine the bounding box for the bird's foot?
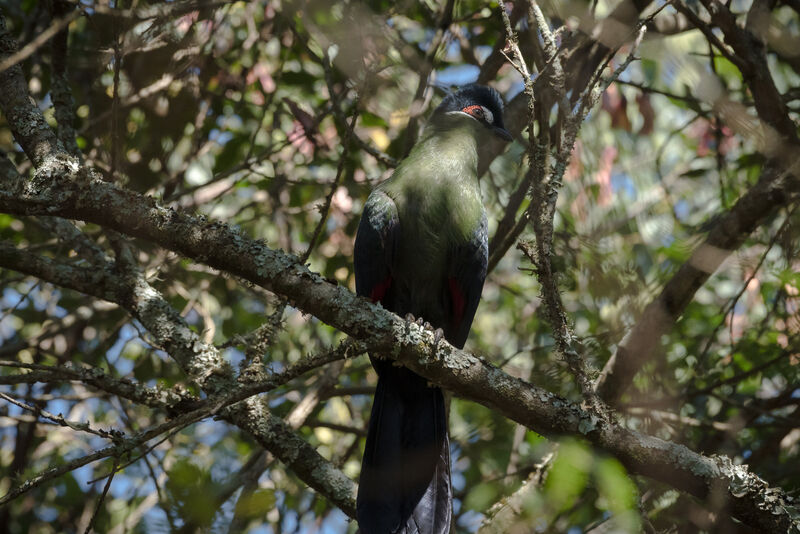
[405,313,435,331]
[404,313,418,325]
[433,327,445,347]
[404,314,444,345]
[404,313,426,327]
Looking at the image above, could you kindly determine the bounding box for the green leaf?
[234,489,277,519]
[594,457,641,533]
[543,440,592,514]
[360,111,388,128]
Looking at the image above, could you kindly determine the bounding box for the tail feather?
[357,362,452,534]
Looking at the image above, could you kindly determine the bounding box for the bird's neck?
[397,120,480,189]
[380,117,485,242]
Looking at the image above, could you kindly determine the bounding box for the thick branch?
[0,16,65,167]
[0,359,192,410]
[700,0,796,142]
[50,0,81,157]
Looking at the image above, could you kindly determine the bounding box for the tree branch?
[0,16,65,166]
[1,164,797,530]
[0,242,358,517]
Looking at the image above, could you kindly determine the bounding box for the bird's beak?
[494,126,513,142]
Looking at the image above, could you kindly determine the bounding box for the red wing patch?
[370,276,392,303]
[448,277,466,327]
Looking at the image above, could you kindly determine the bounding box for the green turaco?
[354,84,512,534]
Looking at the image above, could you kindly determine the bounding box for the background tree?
[0,1,799,533]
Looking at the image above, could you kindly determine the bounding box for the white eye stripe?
[479,106,494,124]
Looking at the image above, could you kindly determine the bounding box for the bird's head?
[432,84,513,142]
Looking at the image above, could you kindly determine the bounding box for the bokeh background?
[1,1,799,532]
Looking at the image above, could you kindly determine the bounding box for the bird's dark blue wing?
[354,190,398,304]
[445,212,488,349]
[355,190,452,534]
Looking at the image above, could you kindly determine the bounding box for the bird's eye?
[462,105,484,119]
[461,105,493,125]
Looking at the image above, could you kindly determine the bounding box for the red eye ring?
[462,105,484,118]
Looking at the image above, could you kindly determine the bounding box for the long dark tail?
[357,360,451,534]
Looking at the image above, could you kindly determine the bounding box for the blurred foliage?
[0,0,799,533]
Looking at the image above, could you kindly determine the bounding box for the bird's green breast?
[372,121,485,323]
[378,121,485,249]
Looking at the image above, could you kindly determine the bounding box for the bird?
[353,84,512,534]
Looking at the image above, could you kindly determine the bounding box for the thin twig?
[401,0,455,155]
[0,10,79,74]
[500,0,604,410]
[0,391,124,440]
[528,0,556,59]
[696,205,798,367]
[498,0,531,81]
[84,457,119,534]
[300,100,360,264]
[671,1,746,71]
[110,3,123,181]
[0,402,211,506]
